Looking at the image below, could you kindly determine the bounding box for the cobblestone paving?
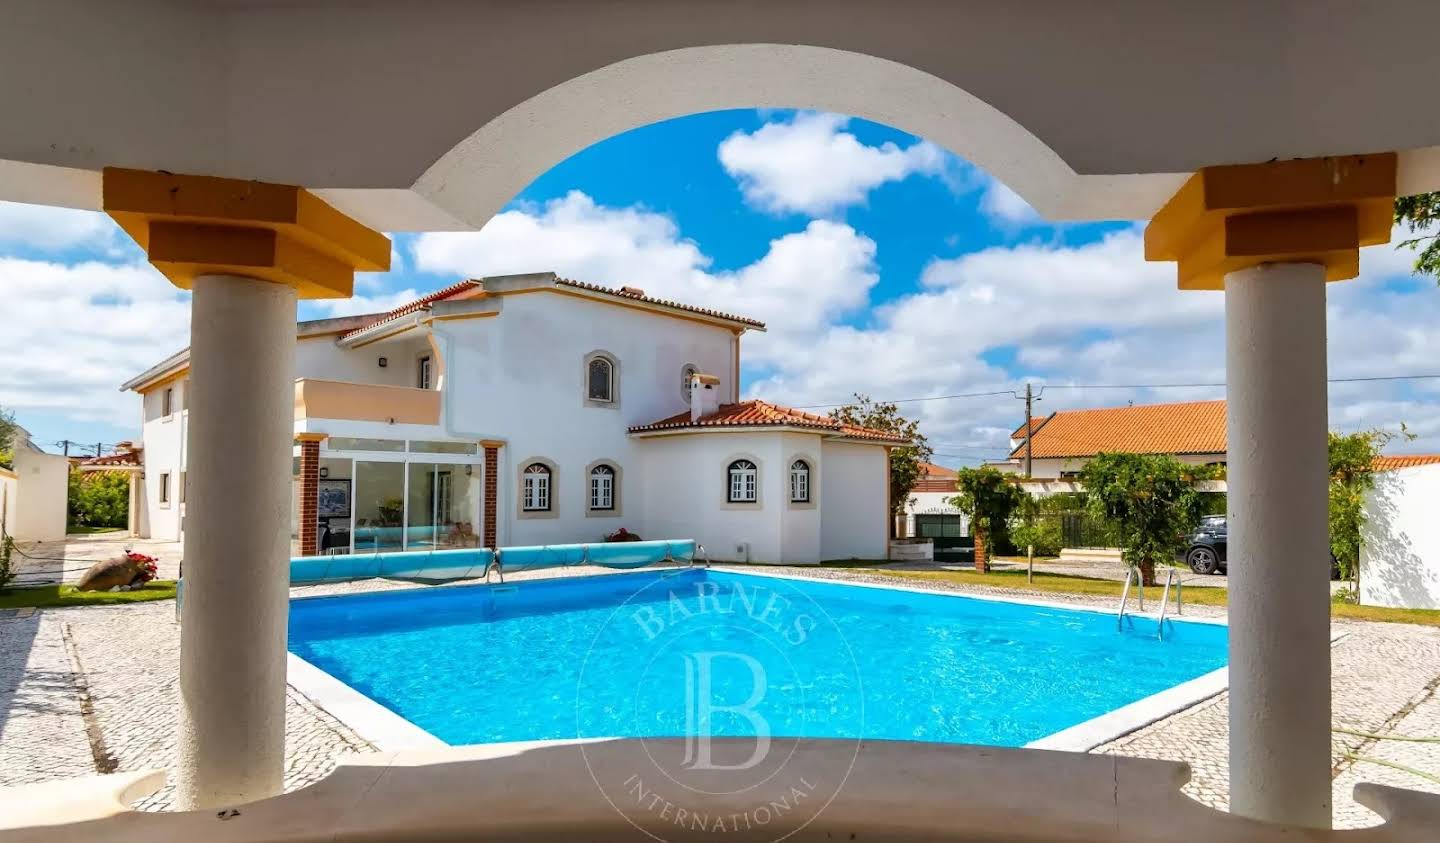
[1095,621,1440,827]
[0,611,93,786]
[0,566,1436,830]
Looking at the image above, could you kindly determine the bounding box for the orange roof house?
[1010,399,1227,462]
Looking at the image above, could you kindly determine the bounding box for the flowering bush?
[604,527,642,543]
[126,551,159,584]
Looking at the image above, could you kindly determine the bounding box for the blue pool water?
[288,569,1227,747]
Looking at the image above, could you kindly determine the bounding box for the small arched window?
[681,364,698,403]
[588,356,614,403]
[728,459,758,503]
[589,464,616,511]
[522,462,551,511]
[789,460,811,503]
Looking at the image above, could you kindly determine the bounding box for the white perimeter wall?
[0,470,17,539]
[9,449,68,542]
[819,441,888,562]
[1361,465,1440,609]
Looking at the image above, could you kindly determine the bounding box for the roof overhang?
[629,424,905,445]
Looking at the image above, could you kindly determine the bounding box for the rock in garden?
[76,555,144,592]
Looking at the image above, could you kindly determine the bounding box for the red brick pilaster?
[481,441,502,549]
[296,434,326,557]
[973,523,990,574]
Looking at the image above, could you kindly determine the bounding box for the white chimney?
[690,372,722,422]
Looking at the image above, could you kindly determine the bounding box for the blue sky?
[3,109,1439,463]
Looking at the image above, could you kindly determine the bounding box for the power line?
[795,373,1440,411]
[793,389,1016,410]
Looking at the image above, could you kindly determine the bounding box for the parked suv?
[1184,515,1228,574]
[1182,515,1341,578]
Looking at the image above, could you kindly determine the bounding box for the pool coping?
[287,652,447,752]
[284,565,1240,756]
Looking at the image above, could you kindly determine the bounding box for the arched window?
[587,356,614,403]
[681,363,698,403]
[589,464,616,511]
[789,459,811,503]
[522,462,551,511]
[727,459,758,503]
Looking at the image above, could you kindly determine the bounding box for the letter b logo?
[681,651,770,771]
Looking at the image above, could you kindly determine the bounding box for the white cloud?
[717,112,947,216]
[979,179,1040,225]
[745,227,1440,462]
[413,191,878,364]
[0,201,119,253]
[0,257,191,422]
[311,288,423,318]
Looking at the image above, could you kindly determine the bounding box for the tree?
[1394,194,1440,282]
[0,405,15,470]
[1078,453,1215,586]
[949,466,1025,573]
[67,470,130,529]
[831,394,933,529]
[1328,427,1410,590]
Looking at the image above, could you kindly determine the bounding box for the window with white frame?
[162,387,174,416]
[589,464,616,511]
[417,355,432,390]
[159,472,171,504]
[587,356,614,403]
[727,460,758,503]
[789,459,810,503]
[681,363,698,403]
[522,462,551,511]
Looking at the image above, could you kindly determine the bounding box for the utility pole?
[1023,382,1034,479]
[61,440,70,458]
[1022,383,1035,583]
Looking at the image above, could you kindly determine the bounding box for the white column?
[1224,262,1331,828]
[174,274,296,809]
[127,472,140,537]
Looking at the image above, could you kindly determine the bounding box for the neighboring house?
[121,272,901,564]
[901,462,968,538]
[1361,454,1440,610]
[997,399,1228,485]
[72,442,145,537]
[0,426,68,542]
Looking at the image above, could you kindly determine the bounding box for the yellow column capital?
[294,433,330,444]
[1144,153,1396,290]
[103,167,390,298]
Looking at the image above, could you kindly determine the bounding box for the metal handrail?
[1157,568,1174,640]
[1117,567,1134,629]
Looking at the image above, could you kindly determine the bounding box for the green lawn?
[814,563,1440,627]
[64,525,125,535]
[0,581,177,610]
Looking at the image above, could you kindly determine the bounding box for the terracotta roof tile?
[1010,417,1049,439]
[1372,454,1440,471]
[74,449,142,471]
[920,462,957,477]
[339,280,482,340]
[556,278,765,328]
[338,275,763,343]
[630,400,908,444]
[1014,399,1226,459]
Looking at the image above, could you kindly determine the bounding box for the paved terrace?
[0,566,1436,827]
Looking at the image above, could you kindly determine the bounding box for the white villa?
[121,272,901,564]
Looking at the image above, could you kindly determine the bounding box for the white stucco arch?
[410,44,1186,229]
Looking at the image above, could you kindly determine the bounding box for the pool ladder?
[1117,567,1182,639]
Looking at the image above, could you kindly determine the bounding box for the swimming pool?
[288,568,1227,748]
